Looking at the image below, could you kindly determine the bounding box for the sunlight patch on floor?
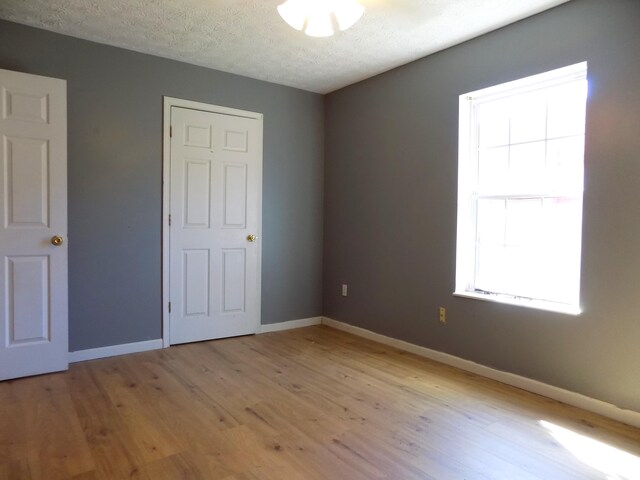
[540,420,640,480]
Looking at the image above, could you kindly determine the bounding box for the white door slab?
[169,106,262,344]
[0,69,68,380]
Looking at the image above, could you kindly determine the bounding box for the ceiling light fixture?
[277,0,365,38]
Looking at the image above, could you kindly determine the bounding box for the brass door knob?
[246,234,257,242]
[51,235,64,246]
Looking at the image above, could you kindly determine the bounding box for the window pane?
[475,244,507,293]
[478,147,509,192]
[477,244,547,299]
[475,216,581,304]
[539,245,581,304]
[509,141,546,192]
[543,197,583,247]
[476,199,583,302]
[509,90,547,144]
[546,136,585,194]
[503,245,545,298]
[477,99,510,148]
[477,199,505,245]
[505,198,543,246]
[547,80,588,138]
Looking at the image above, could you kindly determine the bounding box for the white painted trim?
[68,339,163,363]
[321,317,640,429]
[162,97,172,348]
[68,316,319,363]
[162,96,264,348]
[163,96,263,120]
[453,291,581,316]
[259,317,322,333]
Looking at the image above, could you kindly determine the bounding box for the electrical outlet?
[341,284,348,297]
[439,307,447,324]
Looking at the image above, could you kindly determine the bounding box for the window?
[455,63,588,314]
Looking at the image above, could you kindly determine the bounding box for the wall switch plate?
[342,284,348,297]
[439,307,446,324]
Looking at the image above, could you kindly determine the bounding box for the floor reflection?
[540,420,640,480]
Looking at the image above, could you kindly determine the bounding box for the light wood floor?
[1,326,639,479]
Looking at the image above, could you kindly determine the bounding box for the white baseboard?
[259,317,322,333]
[321,317,640,429]
[68,318,323,363]
[68,339,163,363]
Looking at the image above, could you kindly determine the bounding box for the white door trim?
[162,96,263,347]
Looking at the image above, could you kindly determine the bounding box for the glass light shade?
[305,14,334,38]
[277,0,365,37]
[333,1,365,31]
[277,0,307,31]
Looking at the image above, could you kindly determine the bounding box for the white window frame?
[455,62,588,315]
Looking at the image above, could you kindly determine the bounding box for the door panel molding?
[162,96,263,347]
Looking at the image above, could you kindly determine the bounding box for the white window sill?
[453,291,582,316]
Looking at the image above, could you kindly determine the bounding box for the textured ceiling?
[0,0,570,94]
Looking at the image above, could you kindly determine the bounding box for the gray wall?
[324,0,640,412]
[0,20,324,351]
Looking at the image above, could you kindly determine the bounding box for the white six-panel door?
[0,69,68,380]
[169,106,262,344]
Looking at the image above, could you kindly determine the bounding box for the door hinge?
[168,301,172,313]
[170,125,173,138]
[168,214,172,226]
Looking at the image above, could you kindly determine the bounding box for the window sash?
[468,194,582,305]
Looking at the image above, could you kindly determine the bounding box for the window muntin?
[456,63,587,313]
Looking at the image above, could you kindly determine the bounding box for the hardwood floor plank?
[1,325,639,479]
